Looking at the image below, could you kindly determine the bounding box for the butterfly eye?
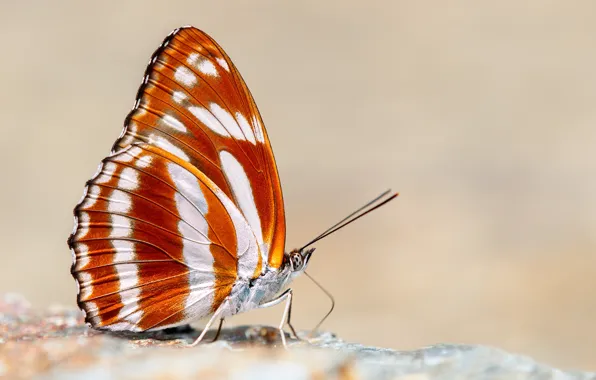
[290,253,303,272]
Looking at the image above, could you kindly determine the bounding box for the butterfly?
[68,26,397,347]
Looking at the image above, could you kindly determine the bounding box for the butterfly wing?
[69,27,286,331]
[114,27,285,269]
[70,144,261,331]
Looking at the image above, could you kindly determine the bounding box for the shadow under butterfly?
[68,26,398,347]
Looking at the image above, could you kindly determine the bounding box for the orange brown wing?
[114,26,285,269]
[69,27,286,331]
[70,144,262,331]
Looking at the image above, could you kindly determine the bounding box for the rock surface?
[0,293,593,379]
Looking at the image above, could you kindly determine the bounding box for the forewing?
[69,144,261,331]
[113,27,285,269]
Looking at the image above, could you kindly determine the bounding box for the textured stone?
[0,293,593,379]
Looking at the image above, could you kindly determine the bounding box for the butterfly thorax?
[224,262,293,316]
[223,248,314,316]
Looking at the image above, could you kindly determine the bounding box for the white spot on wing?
[212,183,259,279]
[109,212,143,327]
[167,163,211,247]
[110,214,132,236]
[198,60,218,77]
[149,134,190,162]
[71,214,79,238]
[252,115,265,143]
[168,158,259,281]
[183,281,215,320]
[116,263,138,290]
[81,185,100,208]
[110,319,142,332]
[116,266,142,324]
[108,189,131,213]
[216,57,230,72]
[188,106,230,137]
[189,52,218,77]
[129,122,138,134]
[189,102,260,143]
[119,168,139,191]
[167,163,210,232]
[210,103,244,140]
[80,276,93,300]
[236,112,256,144]
[172,91,187,104]
[113,242,135,263]
[187,53,199,65]
[219,151,264,269]
[167,162,216,316]
[75,244,90,270]
[96,162,117,184]
[119,122,139,147]
[78,271,93,288]
[75,212,90,240]
[174,66,197,87]
[136,155,153,168]
[162,114,187,132]
[118,151,135,163]
[127,146,143,159]
[85,301,99,317]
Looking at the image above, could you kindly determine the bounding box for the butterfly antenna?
[304,271,335,336]
[308,189,392,240]
[299,189,399,251]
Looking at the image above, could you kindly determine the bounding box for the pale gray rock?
[0,293,593,379]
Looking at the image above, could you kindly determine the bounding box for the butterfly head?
[286,247,315,273]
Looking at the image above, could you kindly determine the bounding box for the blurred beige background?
[1,0,595,370]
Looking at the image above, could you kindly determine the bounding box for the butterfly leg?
[210,317,225,343]
[188,299,228,347]
[258,288,299,347]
